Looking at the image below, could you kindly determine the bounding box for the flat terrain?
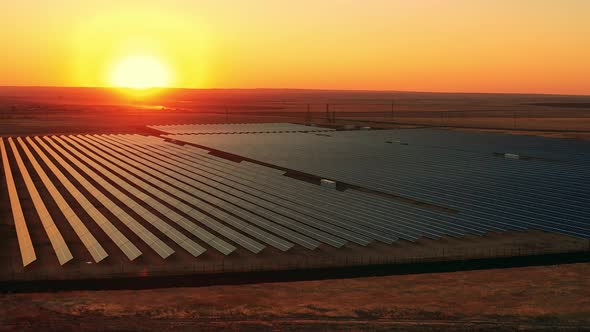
[2,262,590,331]
[1,87,589,137]
[1,130,587,282]
[1,87,589,331]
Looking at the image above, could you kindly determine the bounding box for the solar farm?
[1,123,589,282]
[147,122,334,134]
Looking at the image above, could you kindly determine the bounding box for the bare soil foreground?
[1,262,589,331]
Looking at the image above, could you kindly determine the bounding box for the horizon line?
[0,85,589,98]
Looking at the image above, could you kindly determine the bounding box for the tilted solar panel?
[41,136,181,259]
[7,138,73,266]
[27,137,142,261]
[55,136,212,257]
[16,137,108,263]
[1,138,36,267]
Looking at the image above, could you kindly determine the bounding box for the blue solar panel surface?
[165,128,590,239]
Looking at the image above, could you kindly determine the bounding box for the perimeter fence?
[2,240,588,283]
[3,102,590,132]
[212,102,590,132]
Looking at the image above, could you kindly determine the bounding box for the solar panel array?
[25,137,141,261]
[148,122,334,134]
[7,138,73,265]
[164,129,590,240]
[4,133,457,268]
[1,139,36,267]
[17,137,109,263]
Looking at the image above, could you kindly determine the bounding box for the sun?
[110,55,171,89]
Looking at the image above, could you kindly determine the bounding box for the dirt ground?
[1,262,589,331]
[1,87,589,137]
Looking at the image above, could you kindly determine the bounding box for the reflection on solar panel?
[110,134,396,243]
[36,137,174,259]
[93,135,323,250]
[48,136,204,257]
[67,135,252,254]
[26,137,142,261]
[16,137,108,263]
[134,135,466,240]
[122,136,468,241]
[61,135,235,255]
[7,138,73,265]
[121,134,458,241]
[148,123,334,135]
[97,134,377,247]
[1,138,36,267]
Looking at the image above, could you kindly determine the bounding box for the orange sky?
[1,0,589,95]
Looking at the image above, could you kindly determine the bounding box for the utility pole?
[513,110,516,129]
[306,103,311,125]
[226,107,229,122]
[391,100,395,119]
[326,104,330,123]
[332,104,336,123]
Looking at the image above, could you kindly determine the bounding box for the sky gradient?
[1,0,589,94]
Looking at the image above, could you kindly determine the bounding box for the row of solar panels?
[148,122,334,134]
[329,129,590,162]
[2,133,459,268]
[163,130,590,240]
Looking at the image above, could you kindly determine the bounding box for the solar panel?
[107,135,355,248]
[69,135,263,254]
[116,135,397,243]
[7,138,73,265]
[165,130,590,239]
[1,138,36,267]
[123,135,466,241]
[96,135,324,251]
[148,123,335,135]
[54,136,218,256]
[27,137,142,261]
[41,136,185,258]
[16,137,108,263]
[156,134,486,239]
[38,137,174,258]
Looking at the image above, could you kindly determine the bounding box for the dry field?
[1,262,590,331]
[1,87,589,137]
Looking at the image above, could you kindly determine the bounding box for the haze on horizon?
[1,0,589,95]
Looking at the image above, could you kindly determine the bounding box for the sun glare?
[110,55,171,89]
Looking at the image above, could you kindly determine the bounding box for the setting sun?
[110,55,171,89]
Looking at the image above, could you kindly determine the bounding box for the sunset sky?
[1,0,589,95]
